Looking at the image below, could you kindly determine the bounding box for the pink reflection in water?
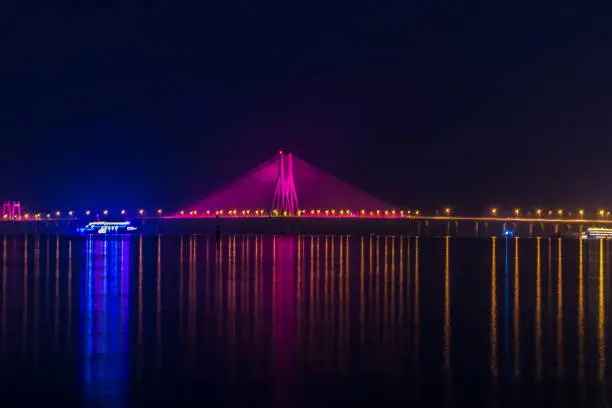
[272,236,296,405]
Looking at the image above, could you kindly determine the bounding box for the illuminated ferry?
[580,227,612,239]
[77,221,138,235]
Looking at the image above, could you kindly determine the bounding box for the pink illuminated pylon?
[286,153,299,213]
[1,202,11,220]
[272,150,299,214]
[11,201,21,219]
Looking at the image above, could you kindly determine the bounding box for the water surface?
[0,234,608,407]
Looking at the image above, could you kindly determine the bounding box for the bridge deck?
[9,215,612,224]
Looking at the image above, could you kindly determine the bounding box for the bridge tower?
[1,202,10,219]
[2,201,21,220]
[11,201,21,219]
[272,150,299,215]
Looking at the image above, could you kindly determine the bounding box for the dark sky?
[2,2,612,214]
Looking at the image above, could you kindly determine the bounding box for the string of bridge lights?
[14,208,424,219]
[5,206,612,220]
[487,207,610,219]
[12,208,165,220]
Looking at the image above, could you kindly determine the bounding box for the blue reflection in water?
[82,238,130,407]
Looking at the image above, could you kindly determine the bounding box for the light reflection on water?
[0,234,609,406]
[82,238,130,406]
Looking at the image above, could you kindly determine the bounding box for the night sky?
[2,3,612,214]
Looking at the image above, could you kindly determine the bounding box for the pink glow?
[192,151,390,213]
[193,156,279,211]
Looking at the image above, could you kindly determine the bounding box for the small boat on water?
[580,227,612,239]
[77,220,138,235]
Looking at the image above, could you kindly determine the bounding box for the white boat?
[581,227,612,239]
[77,221,138,235]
